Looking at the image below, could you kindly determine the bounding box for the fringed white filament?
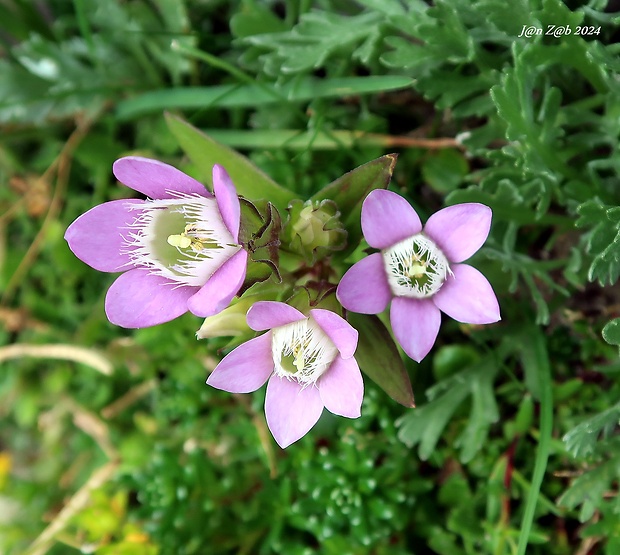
[382,233,451,298]
[122,193,240,287]
[271,318,339,386]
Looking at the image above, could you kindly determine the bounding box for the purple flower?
[337,190,500,362]
[207,301,363,448]
[65,156,247,328]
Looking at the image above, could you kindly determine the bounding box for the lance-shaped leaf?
[165,113,295,211]
[347,312,414,407]
[311,154,397,252]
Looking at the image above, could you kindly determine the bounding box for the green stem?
[516,329,553,555]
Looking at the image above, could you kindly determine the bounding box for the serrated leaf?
[576,198,620,286]
[246,11,384,74]
[557,458,620,522]
[398,344,511,461]
[381,1,474,73]
[563,402,620,460]
[165,113,295,212]
[347,313,414,408]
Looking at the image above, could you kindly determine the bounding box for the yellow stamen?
[167,234,192,249]
[293,347,305,371]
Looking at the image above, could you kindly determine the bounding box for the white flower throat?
[123,193,240,287]
[382,233,452,298]
[271,318,338,386]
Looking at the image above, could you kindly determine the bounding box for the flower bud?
[196,296,255,339]
[285,199,347,263]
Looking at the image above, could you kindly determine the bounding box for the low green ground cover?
[1,0,620,553]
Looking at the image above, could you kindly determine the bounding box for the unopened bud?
[286,199,346,263]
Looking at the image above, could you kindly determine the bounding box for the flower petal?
[361,189,422,249]
[105,268,197,328]
[390,297,441,362]
[336,253,392,314]
[187,249,248,317]
[310,309,358,359]
[113,156,209,199]
[433,264,501,324]
[265,376,324,448]
[318,355,363,418]
[207,333,273,393]
[213,165,241,242]
[247,301,305,331]
[65,199,144,272]
[423,203,492,263]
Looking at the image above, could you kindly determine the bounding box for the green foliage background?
[1,0,620,553]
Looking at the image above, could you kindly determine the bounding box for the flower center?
[382,233,451,298]
[271,318,339,386]
[122,193,240,287]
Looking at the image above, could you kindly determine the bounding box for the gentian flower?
[337,189,500,362]
[65,156,247,328]
[207,301,363,448]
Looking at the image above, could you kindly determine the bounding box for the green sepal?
[165,113,295,211]
[347,312,414,408]
[285,283,340,315]
[310,154,398,253]
[238,197,283,294]
[284,198,347,264]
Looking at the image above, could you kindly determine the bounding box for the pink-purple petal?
[423,203,492,263]
[187,249,248,318]
[390,297,441,363]
[105,268,197,328]
[65,199,144,272]
[318,356,363,418]
[336,253,392,314]
[433,264,501,324]
[265,376,324,448]
[310,309,358,359]
[361,189,422,249]
[247,301,305,332]
[213,164,241,242]
[207,333,274,393]
[113,156,209,199]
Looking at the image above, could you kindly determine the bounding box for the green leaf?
[557,458,620,522]
[576,198,620,286]
[397,382,469,460]
[513,326,554,555]
[165,113,295,212]
[602,318,620,352]
[311,154,397,252]
[381,2,474,73]
[244,11,384,74]
[398,341,513,462]
[116,76,413,119]
[563,401,620,460]
[230,2,288,38]
[347,313,414,408]
[454,360,499,463]
[421,149,469,194]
